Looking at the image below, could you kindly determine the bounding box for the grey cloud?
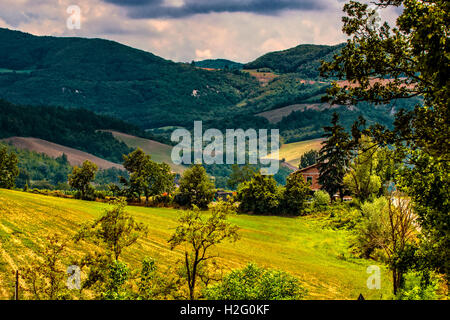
[102,0,329,19]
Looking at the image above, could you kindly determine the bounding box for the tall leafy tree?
[68,160,98,200]
[0,146,18,189]
[280,172,311,215]
[299,149,318,169]
[318,113,351,201]
[236,173,281,214]
[343,136,382,202]
[142,161,175,206]
[175,164,215,209]
[168,201,239,299]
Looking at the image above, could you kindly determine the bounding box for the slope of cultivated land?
[2,137,123,170]
[264,139,325,168]
[106,131,185,174]
[0,189,393,300]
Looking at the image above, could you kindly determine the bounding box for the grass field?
[264,138,325,168]
[106,131,185,173]
[0,189,392,300]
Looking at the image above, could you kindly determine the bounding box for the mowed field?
[2,137,123,170]
[0,189,392,300]
[265,138,325,168]
[106,131,185,174]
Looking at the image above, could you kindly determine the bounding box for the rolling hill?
[0,28,259,129]
[243,43,345,77]
[0,189,392,300]
[106,131,185,173]
[2,137,123,170]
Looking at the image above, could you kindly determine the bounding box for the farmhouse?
[295,163,321,191]
[293,163,352,201]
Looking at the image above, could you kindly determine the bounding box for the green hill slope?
[244,43,345,77]
[0,189,392,300]
[0,28,258,129]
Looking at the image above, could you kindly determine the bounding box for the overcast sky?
[0,0,400,63]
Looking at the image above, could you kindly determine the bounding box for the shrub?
[313,190,330,208]
[204,263,307,300]
[236,173,282,214]
[396,271,441,300]
[280,172,311,215]
[353,197,389,258]
[174,164,215,209]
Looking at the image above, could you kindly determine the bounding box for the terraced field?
[0,189,392,300]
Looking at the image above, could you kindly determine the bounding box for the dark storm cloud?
[102,0,328,19]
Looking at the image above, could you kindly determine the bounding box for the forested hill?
[0,99,143,163]
[244,43,345,77]
[0,28,258,128]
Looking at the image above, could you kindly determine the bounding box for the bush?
[353,197,388,258]
[312,190,330,208]
[396,271,441,300]
[174,164,215,209]
[204,263,307,300]
[236,173,282,215]
[279,172,311,215]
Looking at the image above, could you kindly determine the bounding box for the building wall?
[298,166,321,191]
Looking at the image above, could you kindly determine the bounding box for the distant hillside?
[2,137,123,170]
[0,28,258,128]
[244,43,345,78]
[194,59,243,70]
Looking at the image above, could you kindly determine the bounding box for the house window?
[306,176,313,185]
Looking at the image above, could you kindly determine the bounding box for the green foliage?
[395,271,441,300]
[0,145,18,188]
[398,151,450,277]
[204,263,307,300]
[354,197,389,258]
[236,173,282,215]
[101,260,131,300]
[168,201,239,299]
[299,149,318,169]
[343,136,382,202]
[318,113,351,201]
[280,172,311,215]
[174,164,215,209]
[21,234,72,300]
[75,198,148,261]
[313,190,331,209]
[68,160,98,200]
